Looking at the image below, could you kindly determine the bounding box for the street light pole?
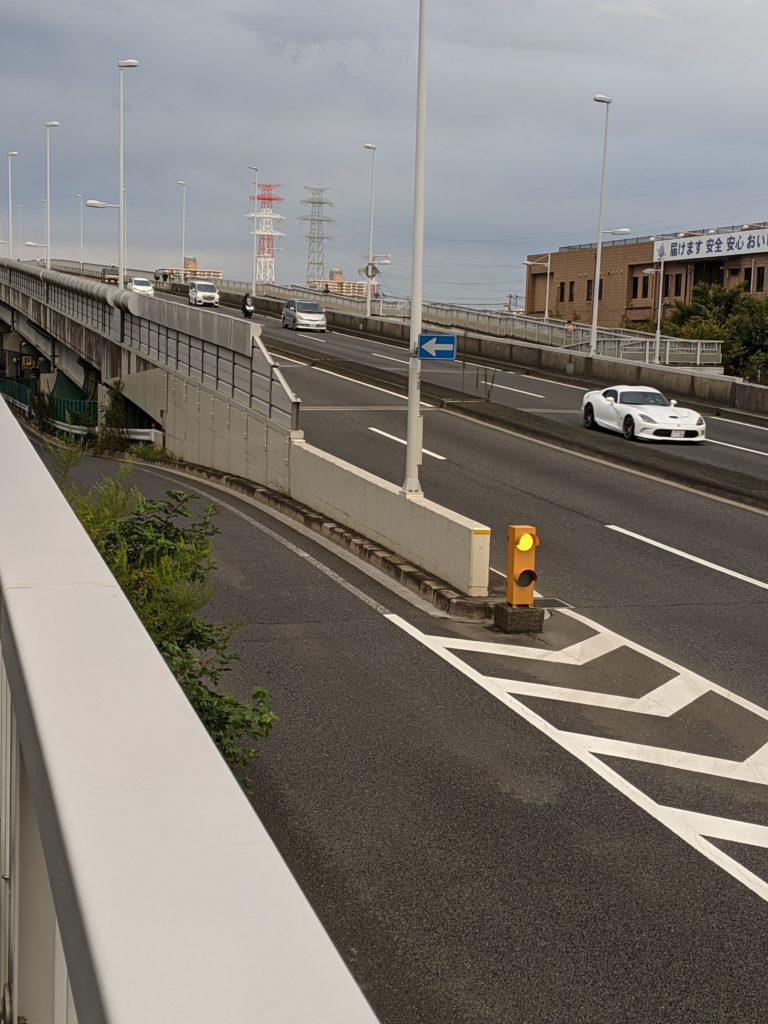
[76,194,84,270]
[7,151,17,260]
[249,165,258,295]
[364,142,376,319]
[117,59,138,289]
[589,94,612,356]
[178,180,187,282]
[44,122,59,270]
[403,0,428,496]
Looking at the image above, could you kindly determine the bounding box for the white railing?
[0,398,380,1024]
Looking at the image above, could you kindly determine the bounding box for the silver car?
[281,299,327,332]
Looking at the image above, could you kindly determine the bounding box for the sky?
[2,0,768,306]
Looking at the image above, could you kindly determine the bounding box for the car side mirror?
[606,397,615,405]
[670,399,677,406]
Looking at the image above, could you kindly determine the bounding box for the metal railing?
[0,398,380,1024]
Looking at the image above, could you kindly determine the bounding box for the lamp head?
[118,59,139,69]
[178,180,187,186]
[86,200,108,208]
[45,121,60,128]
[364,143,376,151]
[8,150,17,157]
[593,94,612,104]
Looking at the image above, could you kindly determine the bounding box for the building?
[155,257,222,284]
[525,223,768,329]
[309,268,367,298]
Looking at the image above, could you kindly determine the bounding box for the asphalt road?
[58,449,768,1024]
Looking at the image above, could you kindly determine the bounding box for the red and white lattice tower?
[249,184,284,284]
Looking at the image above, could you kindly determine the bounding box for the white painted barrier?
[0,398,380,1024]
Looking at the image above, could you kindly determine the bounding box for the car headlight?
[696,416,704,426]
[639,413,657,423]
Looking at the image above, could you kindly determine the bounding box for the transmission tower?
[253,184,284,284]
[300,187,334,286]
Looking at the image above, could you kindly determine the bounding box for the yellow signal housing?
[506,525,539,607]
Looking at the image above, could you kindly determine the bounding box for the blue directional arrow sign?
[418,334,457,360]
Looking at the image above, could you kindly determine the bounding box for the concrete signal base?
[494,602,545,634]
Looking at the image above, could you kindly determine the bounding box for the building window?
[674,273,683,297]
[744,267,753,293]
[558,281,565,303]
[758,266,765,292]
[641,275,650,299]
[568,281,575,302]
[598,279,603,300]
[631,276,638,299]
[663,274,670,298]
[586,279,593,302]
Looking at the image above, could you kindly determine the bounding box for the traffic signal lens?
[516,532,535,552]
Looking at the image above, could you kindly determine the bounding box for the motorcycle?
[242,298,254,319]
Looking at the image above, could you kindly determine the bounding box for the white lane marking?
[374,353,410,365]
[314,366,433,406]
[606,524,768,592]
[490,567,506,577]
[718,417,768,432]
[523,374,588,391]
[489,381,546,398]
[670,809,768,849]
[367,427,446,460]
[387,612,768,904]
[273,354,308,366]
[707,438,768,457]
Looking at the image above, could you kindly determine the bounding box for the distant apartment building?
[309,267,366,298]
[525,223,768,328]
[155,257,222,284]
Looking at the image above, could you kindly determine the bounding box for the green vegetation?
[64,463,275,777]
[664,282,768,382]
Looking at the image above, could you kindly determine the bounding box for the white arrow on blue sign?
[418,334,457,360]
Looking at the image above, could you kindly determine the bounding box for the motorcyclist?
[242,293,254,318]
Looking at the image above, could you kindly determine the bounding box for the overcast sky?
[2,0,766,305]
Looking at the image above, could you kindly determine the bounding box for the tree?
[664,282,768,379]
[65,465,275,777]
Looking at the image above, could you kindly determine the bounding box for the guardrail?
[0,397,381,1024]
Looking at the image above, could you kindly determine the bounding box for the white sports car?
[581,385,706,442]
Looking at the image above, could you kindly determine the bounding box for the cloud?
[593,3,667,19]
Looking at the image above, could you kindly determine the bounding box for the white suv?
[188,280,220,306]
[281,299,327,332]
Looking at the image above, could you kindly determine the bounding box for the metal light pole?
[364,142,376,319]
[589,94,611,355]
[16,204,21,255]
[403,0,428,496]
[249,165,258,295]
[178,180,187,282]
[7,151,17,260]
[44,122,59,270]
[645,244,666,364]
[117,59,138,289]
[76,194,84,270]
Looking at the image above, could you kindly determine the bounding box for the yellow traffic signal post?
[494,525,545,634]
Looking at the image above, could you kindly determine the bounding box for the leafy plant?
[65,466,275,777]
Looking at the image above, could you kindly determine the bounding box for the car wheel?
[622,415,636,441]
[583,403,595,430]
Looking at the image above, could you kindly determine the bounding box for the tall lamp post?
[589,94,612,355]
[523,253,551,319]
[44,122,59,270]
[364,142,376,319]
[178,180,187,282]
[76,194,84,270]
[249,165,258,295]
[403,0,428,496]
[643,243,666,364]
[7,151,17,260]
[117,58,139,289]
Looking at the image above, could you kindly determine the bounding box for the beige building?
[525,223,768,328]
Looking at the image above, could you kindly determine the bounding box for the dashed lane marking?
[367,427,446,460]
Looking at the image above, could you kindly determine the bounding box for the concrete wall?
[289,441,490,597]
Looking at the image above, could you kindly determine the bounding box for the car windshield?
[196,283,216,292]
[620,390,670,407]
[297,301,323,313]
[132,279,150,287]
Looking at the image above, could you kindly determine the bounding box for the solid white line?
[273,354,308,366]
[314,366,433,406]
[523,374,588,391]
[490,381,546,398]
[707,438,768,457]
[606,524,768,591]
[669,809,768,849]
[368,426,446,460]
[718,417,768,432]
[385,612,768,904]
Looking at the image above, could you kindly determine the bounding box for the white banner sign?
[654,229,768,263]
